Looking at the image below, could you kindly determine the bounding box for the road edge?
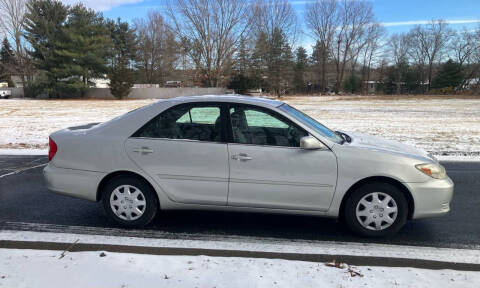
[1,239,480,271]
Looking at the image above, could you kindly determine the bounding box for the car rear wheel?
[102,175,158,228]
[344,182,408,237]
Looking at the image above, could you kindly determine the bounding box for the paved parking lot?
[1,155,479,249]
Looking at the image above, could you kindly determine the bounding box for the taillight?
[48,137,57,161]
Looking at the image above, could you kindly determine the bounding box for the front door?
[126,103,229,206]
[227,104,337,211]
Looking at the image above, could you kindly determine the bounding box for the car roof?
[162,95,284,108]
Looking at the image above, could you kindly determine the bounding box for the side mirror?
[300,136,326,150]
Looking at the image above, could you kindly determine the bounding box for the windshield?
[279,104,344,144]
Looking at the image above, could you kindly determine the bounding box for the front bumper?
[405,176,454,219]
[43,164,106,202]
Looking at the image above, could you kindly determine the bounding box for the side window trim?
[226,103,309,148]
[224,103,234,143]
[187,109,192,123]
[130,102,227,143]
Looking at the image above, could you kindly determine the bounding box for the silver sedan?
[44,95,454,237]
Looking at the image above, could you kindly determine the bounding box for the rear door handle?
[133,147,154,155]
[231,153,252,161]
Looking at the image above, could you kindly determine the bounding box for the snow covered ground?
[0,98,157,151]
[0,95,479,160]
[285,95,480,160]
[3,229,480,263]
[1,229,480,288]
[1,248,479,288]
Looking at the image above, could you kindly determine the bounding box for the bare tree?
[0,0,33,87]
[474,27,480,68]
[449,29,480,89]
[389,33,410,94]
[405,31,426,91]
[134,10,178,85]
[254,0,297,43]
[166,0,253,87]
[409,20,452,91]
[450,30,478,66]
[356,23,384,94]
[0,0,24,50]
[305,0,339,93]
[474,28,480,91]
[252,0,296,96]
[330,0,376,93]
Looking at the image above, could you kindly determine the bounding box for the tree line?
[0,0,479,98]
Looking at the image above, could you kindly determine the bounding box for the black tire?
[102,175,158,228]
[344,182,408,237]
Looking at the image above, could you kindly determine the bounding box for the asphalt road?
[1,155,479,249]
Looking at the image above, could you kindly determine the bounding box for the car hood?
[344,131,436,162]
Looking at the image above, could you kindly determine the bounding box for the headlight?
[415,163,446,179]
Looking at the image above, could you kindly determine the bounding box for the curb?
[1,240,480,271]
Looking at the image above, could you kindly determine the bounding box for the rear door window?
[132,104,223,142]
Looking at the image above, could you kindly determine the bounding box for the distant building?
[165,81,182,88]
[133,84,160,88]
[363,81,383,94]
[90,77,110,88]
[245,88,263,96]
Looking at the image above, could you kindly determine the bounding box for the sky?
[62,0,480,35]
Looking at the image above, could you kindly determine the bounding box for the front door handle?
[133,147,154,155]
[231,153,252,161]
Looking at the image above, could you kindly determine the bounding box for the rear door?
[125,103,229,205]
[227,104,337,211]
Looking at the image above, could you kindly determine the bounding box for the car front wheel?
[344,182,408,237]
[102,175,158,228]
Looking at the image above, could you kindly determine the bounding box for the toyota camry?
[43,95,454,237]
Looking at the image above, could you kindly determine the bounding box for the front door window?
[229,106,308,147]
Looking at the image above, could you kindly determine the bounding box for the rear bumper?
[406,176,454,219]
[43,164,105,202]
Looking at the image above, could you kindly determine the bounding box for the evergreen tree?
[108,19,137,99]
[294,47,308,94]
[62,4,111,90]
[227,74,254,94]
[267,28,285,96]
[109,58,134,99]
[234,37,250,75]
[23,0,113,98]
[0,38,15,86]
[250,29,294,97]
[383,66,397,95]
[343,74,361,94]
[228,37,260,94]
[282,41,294,86]
[250,32,269,89]
[404,67,422,94]
[432,59,464,90]
[311,41,330,93]
[266,28,293,97]
[24,0,69,98]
